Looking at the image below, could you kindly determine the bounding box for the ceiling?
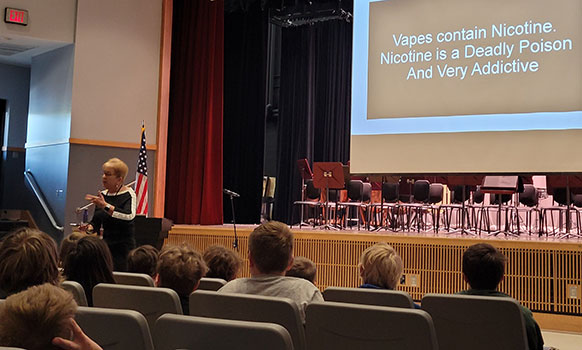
[0,34,70,67]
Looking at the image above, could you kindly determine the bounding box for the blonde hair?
[359,243,403,289]
[0,283,77,349]
[157,245,208,297]
[103,157,129,180]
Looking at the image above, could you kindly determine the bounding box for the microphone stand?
[228,193,239,251]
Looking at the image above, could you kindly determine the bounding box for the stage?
[166,223,582,332]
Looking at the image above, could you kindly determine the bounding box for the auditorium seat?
[421,293,528,350]
[198,277,227,291]
[0,347,25,350]
[92,283,182,333]
[112,271,155,287]
[75,306,154,350]
[61,280,88,307]
[322,286,414,308]
[153,314,293,350]
[189,290,305,350]
[305,301,438,350]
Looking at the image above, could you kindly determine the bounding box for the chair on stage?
[198,277,227,291]
[322,287,414,308]
[189,290,306,350]
[305,302,438,350]
[293,180,322,228]
[400,180,431,232]
[113,271,155,287]
[92,283,182,333]
[421,294,528,350]
[370,182,400,231]
[76,306,154,350]
[441,185,472,233]
[426,183,444,233]
[510,184,541,235]
[338,180,369,230]
[61,280,88,307]
[153,314,293,350]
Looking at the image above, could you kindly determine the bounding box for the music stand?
[480,176,522,236]
[313,162,345,229]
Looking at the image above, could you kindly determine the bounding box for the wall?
[25,45,74,240]
[0,64,29,208]
[70,0,161,142]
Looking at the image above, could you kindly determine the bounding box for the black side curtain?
[274,19,353,224]
[223,0,268,224]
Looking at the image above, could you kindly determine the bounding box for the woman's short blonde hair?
[103,158,129,180]
[359,243,403,289]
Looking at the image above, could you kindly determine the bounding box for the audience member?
[59,231,88,267]
[458,243,544,350]
[219,221,323,321]
[358,243,403,290]
[156,245,208,315]
[0,283,102,350]
[0,227,60,297]
[203,244,242,281]
[127,244,159,277]
[63,236,115,306]
[286,256,317,283]
[357,243,420,308]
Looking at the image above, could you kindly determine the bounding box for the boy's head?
[286,256,317,283]
[248,221,293,275]
[359,243,403,290]
[462,243,506,290]
[59,231,88,267]
[0,283,77,350]
[0,228,60,295]
[203,245,242,281]
[156,245,208,297]
[128,245,159,277]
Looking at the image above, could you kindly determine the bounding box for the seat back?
[305,180,321,200]
[428,183,443,204]
[61,280,88,306]
[323,287,414,308]
[519,184,538,207]
[472,189,485,204]
[362,182,372,202]
[189,290,305,350]
[306,302,437,350]
[347,180,364,201]
[92,283,182,333]
[552,187,569,206]
[75,306,154,350]
[412,180,430,203]
[153,314,293,350]
[452,185,471,204]
[113,272,155,287]
[421,293,528,350]
[198,277,227,291]
[491,193,512,205]
[0,347,25,350]
[382,183,399,203]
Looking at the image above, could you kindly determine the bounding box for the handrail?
[76,180,136,212]
[24,170,64,232]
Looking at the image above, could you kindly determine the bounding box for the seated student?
[458,243,544,350]
[285,256,317,284]
[0,283,102,350]
[358,242,420,309]
[155,245,208,315]
[0,227,60,297]
[59,231,88,268]
[127,244,159,277]
[203,244,242,281]
[63,236,116,306]
[219,221,323,321]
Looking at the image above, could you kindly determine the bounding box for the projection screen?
[350,0,582,174]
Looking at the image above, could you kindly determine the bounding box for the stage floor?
[166,223,582,332]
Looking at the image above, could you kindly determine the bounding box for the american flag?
[135,124,148,216]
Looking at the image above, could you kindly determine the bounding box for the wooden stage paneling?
[166,224,582,332]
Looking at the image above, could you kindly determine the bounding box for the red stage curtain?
[165,0,223,224]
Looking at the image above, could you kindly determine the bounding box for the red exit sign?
[4,7,28,26]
